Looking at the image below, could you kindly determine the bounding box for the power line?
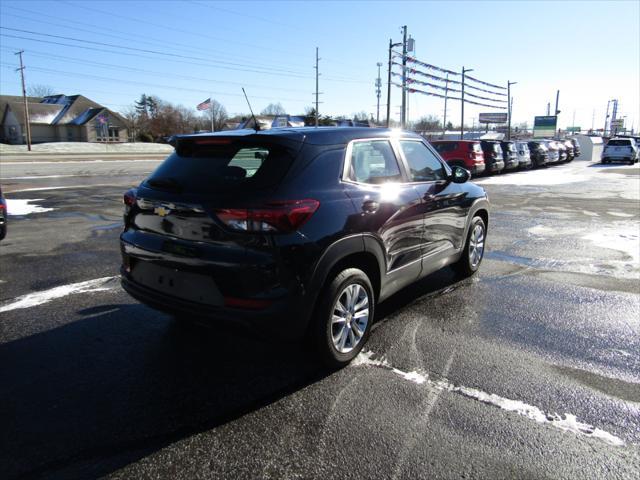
[59,0,306,58]
[0,44,311,94]
[0,27,314,77]
[0,63,309,103]
[0,10,311,74]
[0,30,368,85]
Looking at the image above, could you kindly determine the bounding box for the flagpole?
[210,95,214,132]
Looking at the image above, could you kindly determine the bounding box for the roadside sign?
[479,112,508,124]
[566,126,581,132]
[533,116,557,138]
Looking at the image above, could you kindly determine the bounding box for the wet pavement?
[1,156,639,479]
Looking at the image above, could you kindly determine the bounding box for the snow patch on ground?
[0,276,118,313]
[476,169,589,186]
[0,142,173,154]
[606,211,634,218]
[354,350,625,447]
[5,199,54,215]
[583,227,640,264]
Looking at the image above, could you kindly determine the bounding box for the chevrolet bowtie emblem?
[154,206,171,217]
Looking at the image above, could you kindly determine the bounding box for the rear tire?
[313,268,374,368]
[453,216,486,278]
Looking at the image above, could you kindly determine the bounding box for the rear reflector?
[215,199,320,233]
[224,296,273,310]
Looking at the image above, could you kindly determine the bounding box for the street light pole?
[376,62,382,124]
[400,25,407,128]
[442,73,449,138]
[604,100,611,136]
[460,67,473,140]
[507,80,517,141]
[386,39,402,127]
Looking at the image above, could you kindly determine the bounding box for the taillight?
[123,188,137,214]
[215,199,320,233]
[123,188,137,206]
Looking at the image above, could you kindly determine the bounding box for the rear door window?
[145,141,294,193]
[347,140,403,184]
[399,140,447,182]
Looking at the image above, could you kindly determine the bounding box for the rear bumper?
[487,160,504,172]
[121,272,310,339]
[470,163,486,175]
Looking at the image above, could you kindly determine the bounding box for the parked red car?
[430,140,486,175]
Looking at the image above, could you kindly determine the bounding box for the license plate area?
[131,262,223,306]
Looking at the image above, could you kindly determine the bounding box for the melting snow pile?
[354,350,625,447]
[5,199,54,215]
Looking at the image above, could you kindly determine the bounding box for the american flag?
[197,98,211,111]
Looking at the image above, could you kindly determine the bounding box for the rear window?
[469,143,483,153]
[145,141,295,193]
[607,139,631,146]
[502,143,516,153]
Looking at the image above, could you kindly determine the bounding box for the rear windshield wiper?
[146,177,182,192]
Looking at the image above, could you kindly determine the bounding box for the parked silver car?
[515,141,532,168]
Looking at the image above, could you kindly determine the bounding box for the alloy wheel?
[331,283,369,354]
[468,223,485,268]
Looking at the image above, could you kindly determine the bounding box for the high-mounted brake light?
[194,138,234,145]
[215,199,320,233]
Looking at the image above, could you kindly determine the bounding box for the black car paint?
[527,142,550,168]
[120,128,489,339]
[0,186,6,241]
[500,141,519,170]
[480,140,505,173]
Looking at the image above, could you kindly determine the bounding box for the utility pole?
[210,94,214,132]
[507,80,517,140]
[591,109,595,131]
[460,66,473,140]
[572,110,576,132]
[610,99,618,135]
[442,73,449,137]
[15,50,32,151]
[554,89,560,137]
[400,25,407,128]
[547,103,550,116]
[314,47,321,127]
[375,62,382,124]
[386,38,401,127]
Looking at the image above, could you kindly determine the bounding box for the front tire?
[313,268,374,368]
[453,216,486,277]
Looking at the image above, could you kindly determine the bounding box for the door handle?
[362,200,379,213]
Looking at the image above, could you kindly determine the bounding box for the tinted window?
[146,141,293,193]
[348,140,402,184]
[607,139,632,146]
[399,140,446,182]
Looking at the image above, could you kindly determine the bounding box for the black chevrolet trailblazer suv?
[120,128,490,367]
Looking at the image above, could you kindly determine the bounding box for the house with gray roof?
[0,94,128,144]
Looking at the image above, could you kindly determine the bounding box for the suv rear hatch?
[121,133,310,308]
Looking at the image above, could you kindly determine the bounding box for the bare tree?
[413,115,442,131]
[260,102,286,116]
[27,84,56,97]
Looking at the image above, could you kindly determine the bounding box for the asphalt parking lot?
[1,156,639,479]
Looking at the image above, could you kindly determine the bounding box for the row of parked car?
[430,138,581,175]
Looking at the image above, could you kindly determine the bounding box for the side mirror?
[451,166,471,183]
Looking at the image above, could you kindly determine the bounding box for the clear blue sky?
[1,0,638,131]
